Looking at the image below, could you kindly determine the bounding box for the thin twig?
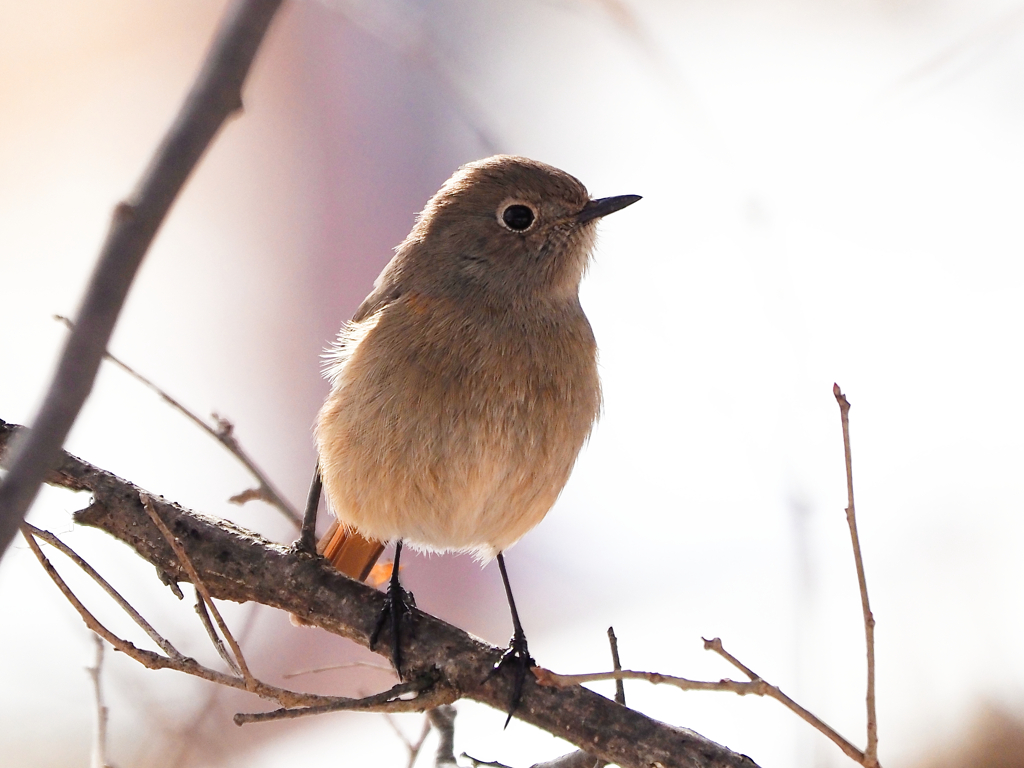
[166,603,262,768]
[22,522,183,660]
[194,588,242,675]
[534,628,632,768]
[701,637,863,762]
[215,414,300,524]
[539,629,632,768]
[21,523,454,717]
[0,0,284,561]
[22,525,241,688]
[233,676,450,724]
[607,626,625,706]
[535,635,868,767]
[53,315,300,528]
[534,667,767,696]
[87,634,113,768]
[834,384,879,768]
[555,626,629,768]
[702,635,758,681]
[140,493,255,689]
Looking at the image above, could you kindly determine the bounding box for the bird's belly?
[317,404,584,559]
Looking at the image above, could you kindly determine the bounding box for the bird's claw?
[370,580,415,678]
[490,628,535,727]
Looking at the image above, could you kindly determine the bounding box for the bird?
[303,154,640,720]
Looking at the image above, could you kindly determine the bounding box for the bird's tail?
[318,520,385,581]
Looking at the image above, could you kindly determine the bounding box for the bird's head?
[398,155,640,303]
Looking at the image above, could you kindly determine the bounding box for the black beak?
[576,194,642,224]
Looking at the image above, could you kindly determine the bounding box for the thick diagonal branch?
[0,418,757,768]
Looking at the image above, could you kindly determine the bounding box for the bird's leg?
[370,540,415,678]
[492,552,535,726]
[294,465,322,555]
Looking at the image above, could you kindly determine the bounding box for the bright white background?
[2,1,1024,766]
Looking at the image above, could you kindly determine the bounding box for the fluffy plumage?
[316,155,610,564]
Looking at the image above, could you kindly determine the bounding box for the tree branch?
[0,417,758,768]
[833,384,879,768]
[0,0,284,560]
[140,492,255,687]
[21,520,456,717]
[534,636,868,766]
[54,315,300,527]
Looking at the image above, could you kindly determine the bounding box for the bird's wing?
[321,266,405,382]
[351,275,403,323]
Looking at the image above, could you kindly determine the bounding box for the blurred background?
[3,0,1024,766]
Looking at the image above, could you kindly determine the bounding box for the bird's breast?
[316,291,601,556]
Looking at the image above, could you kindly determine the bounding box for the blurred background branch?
[0,0,284,561]
[54,314,301,526]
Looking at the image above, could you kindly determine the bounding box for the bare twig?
[833,384,879,768]
[165,603,262,768]
[53,315,300,527]
[87,634,113,768]
[548,625,630,768]
[535,635,868,766]
[534,666,766,696]
[20,526,238,686]
[140,493,255,689]
[194,589,242,676]
[703,635,758,681]
[20,523,454,720]
[702,637,863,762]
[22,522,183,660]
[530,386,884,768]
[233,676,449,724]
[607,626,625,706]
[213,414,300,524]
[541,628,630,768]
[428,705,459,767]
[0,0,284,561]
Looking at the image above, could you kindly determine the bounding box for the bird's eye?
[500,204,536,232]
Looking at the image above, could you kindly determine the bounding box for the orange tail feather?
[318,521,385,581]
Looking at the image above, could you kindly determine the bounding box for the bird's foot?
[490,628,535,727]
[370,578,415,678]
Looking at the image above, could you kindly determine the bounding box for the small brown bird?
[304,154,639,718]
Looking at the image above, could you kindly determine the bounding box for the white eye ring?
[498,202,537,232]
